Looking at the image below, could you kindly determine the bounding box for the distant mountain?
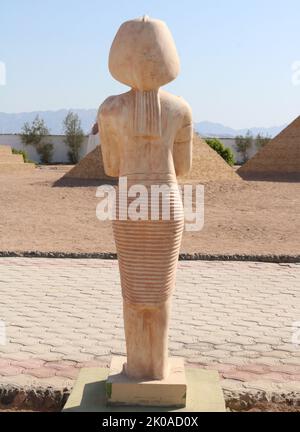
[0,109,98,135]
[195,121,286,138]
[0,110,286,138]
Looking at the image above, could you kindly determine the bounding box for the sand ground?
[0,166,299,255]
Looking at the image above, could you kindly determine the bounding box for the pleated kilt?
[113,175,184,305]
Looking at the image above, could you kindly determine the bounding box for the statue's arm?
[173,103,193,177]
[97,99,120,177]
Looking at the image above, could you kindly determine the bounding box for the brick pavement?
[0,258,299,395]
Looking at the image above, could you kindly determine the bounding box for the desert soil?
[0,166,299,256]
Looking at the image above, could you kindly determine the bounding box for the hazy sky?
[1,0,300,128]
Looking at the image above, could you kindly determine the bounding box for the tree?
[63,111,85,163]
[255,133,271,150]
[205,137,235,166]
[235,131,253,164]
[20,116,53,164]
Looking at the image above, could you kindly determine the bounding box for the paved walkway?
[0,258,299,394]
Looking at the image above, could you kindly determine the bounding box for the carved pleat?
[113,178,184,304]
[134,89,161,138]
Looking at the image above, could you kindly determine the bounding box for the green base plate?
[63,367,226,412]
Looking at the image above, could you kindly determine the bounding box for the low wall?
[0,134,259,165]
[0,134,91,163]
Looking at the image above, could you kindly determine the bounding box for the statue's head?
[109,16,180,91]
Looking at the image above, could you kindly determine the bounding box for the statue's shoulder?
[98,92,131,119]
[160,90,192,120]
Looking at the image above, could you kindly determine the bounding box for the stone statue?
[98,16,193,382]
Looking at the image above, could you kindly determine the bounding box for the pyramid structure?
[238,116,300,179]
[180,135,239,182]
[61,145,113,182]
[0,145,35,174]
[61,135,239,182]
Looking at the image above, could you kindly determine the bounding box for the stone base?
[106,356,186,408]
[63,365,226,412]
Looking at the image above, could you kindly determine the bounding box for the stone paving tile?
[0,258,299,389]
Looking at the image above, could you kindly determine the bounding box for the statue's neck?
[132,88,161,139]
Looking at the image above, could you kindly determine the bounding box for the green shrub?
[37,143,54,164]
[20,115,54,164]
[12,148,35,164]
[235,131,253,164]
[63,111,84,164]
[205,138,235,166]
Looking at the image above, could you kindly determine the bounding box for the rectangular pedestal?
[63,365,226,412]
[106,356,186,408]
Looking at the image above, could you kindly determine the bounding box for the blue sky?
[0,0,300,128]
